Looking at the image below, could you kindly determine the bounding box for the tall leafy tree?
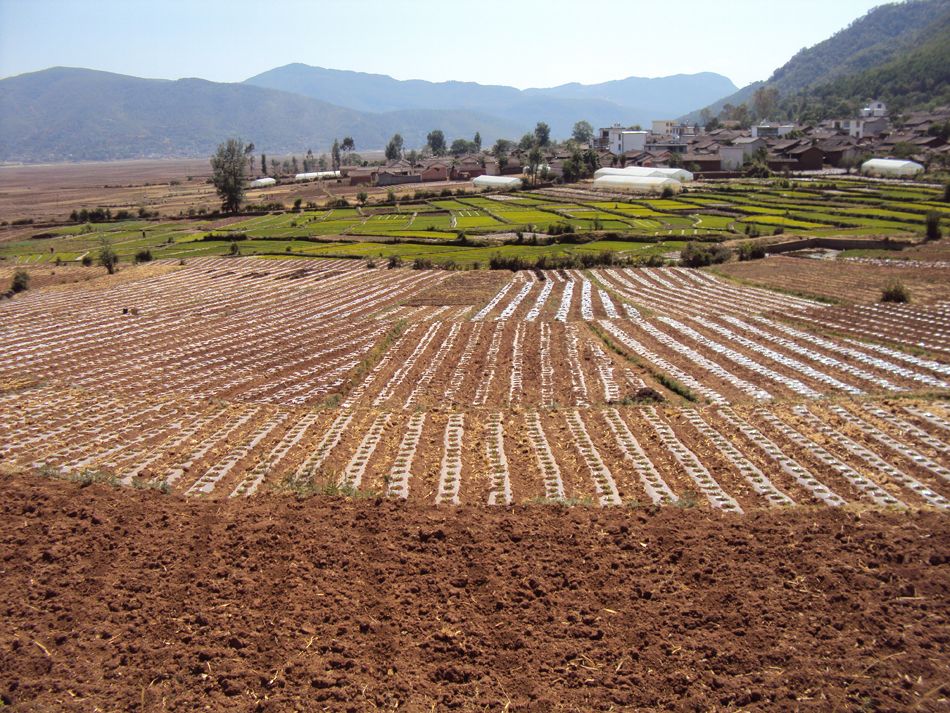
[260,153,267,175]
[341,136,355,152]
[473,131,482,152]
[450,139,475,157]
[331,139,341,170]
[210,138,248,213]
[534,121,551,147]
[752,86,779,120]
[571,120,593,144]
[518,133,536,151]
[528,145,543,183]
[427,129,447,156]
[385,133,404,161]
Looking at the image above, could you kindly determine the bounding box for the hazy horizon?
[0,0,889,89]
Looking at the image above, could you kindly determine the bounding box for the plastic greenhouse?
[860,158,924,177]
[592,175,682,194]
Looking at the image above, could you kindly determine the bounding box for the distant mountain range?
[6,0,946,165]
[244,65,736,136]
[682,0,950,122]
[0,65,736,163]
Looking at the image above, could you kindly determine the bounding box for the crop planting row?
[795,302,950,358]
[4,382,948,509]
[456,267,810,323]
[0,258,448,406]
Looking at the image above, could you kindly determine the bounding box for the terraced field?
[2,178,946,268]
[3,257,948,516]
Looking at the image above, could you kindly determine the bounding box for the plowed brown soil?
[1,471,948,712]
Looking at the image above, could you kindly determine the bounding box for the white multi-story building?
[861,100,887,118]
[593,125,648,155]
[751,123,796,138]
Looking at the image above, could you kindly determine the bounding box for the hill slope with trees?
[683,0,950,124]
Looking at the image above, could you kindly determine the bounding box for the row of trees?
[382,119,598,165]
[255,137,359,178]
[210,118,602,212]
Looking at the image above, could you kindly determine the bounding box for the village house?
[593,125,648,155]
[418,162,449,182]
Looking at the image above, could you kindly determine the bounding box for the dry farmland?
[3,254,950,711]
[3,257,949,513]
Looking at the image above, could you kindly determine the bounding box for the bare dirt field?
[712,253,950,304]
[1,471,947,712]
[0,159,472,227]
[3,254,949,710]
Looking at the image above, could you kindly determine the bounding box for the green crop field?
[3,176,944,268]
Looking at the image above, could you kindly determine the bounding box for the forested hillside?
[778,9,950,121]
[684,0,950,124]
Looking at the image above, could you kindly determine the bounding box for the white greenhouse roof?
[249,177,277,188]
[473,175,523,189]
[592,175,682,194]
[860,158,924,175]
[651,167,694,182]
[294,171,341,181]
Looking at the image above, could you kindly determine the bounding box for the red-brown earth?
[0,471,947,712]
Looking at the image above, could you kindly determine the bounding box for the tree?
[10,269,29,293]
[518,133,536,151]
[331,139,341,171]
[534,121,551,147]
[572,120,594,144]
[527,145,543,183]
[357,191,368,206]
[210,138,248,213]
[98,238,118,275]
[385,133,404,161]
[260,153,267,175]
[752,86,779,121]
[427,129,447,156]
[341,136,355,152]
[407,149,419,165]
[925,211,942,241]
[291,155,299,174]
[473,131,482,152]
[245,142,255,173]
[304,148,315,172]
[450,139,475,157]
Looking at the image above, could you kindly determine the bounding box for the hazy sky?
[0,0,888,89]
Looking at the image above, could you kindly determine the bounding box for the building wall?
[719,146,746,170]
[621,132,648,154]
[376,173,421,187]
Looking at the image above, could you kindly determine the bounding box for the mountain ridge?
[243,64,738,135]
[682,0,950,122]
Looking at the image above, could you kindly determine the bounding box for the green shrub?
[679,241,732,267]
[387,256,403,269]
[881,279,910,303]
[737,241,766,261]
[11,269,29,293]
[133,248,153,263]
[81,254,93,267]
[925,212,942,241]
